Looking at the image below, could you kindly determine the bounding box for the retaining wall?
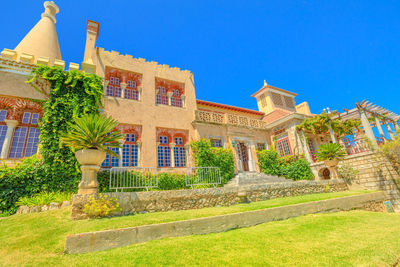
[65,191,387,254]
[71,180,348,219]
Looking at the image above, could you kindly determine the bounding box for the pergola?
[332,100,400,148]
[299,100,399,164]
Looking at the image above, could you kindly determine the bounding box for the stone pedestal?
[78,165,101,194]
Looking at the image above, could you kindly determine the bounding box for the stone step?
[225,172,293,187]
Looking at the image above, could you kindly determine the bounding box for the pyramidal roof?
[14,1,61,64]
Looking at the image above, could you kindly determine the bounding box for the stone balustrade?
[195,110,267,130]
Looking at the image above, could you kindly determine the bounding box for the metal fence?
[185,167,221,188]
[109,167,159,191]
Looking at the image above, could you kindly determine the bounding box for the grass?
[2,190,398,266]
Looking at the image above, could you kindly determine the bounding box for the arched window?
[157,135,171,167]
[9,112,40,158]
[0,110,8,153]
[122,133,138,167]
[125,80,138,100]
[156,86,168,105]
[171,89,182,107]
[106,76,121,97]
[173,136,186,167]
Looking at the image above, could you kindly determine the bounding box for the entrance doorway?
[238,142,249,171]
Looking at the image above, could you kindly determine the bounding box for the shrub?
[16,191,72,207]
[257,150,281,176]
[83,194,121,218]
[191,139,235,184]
[158,173,187,190]
[257,150,314,180]
[0,156,79,213]
[338,163,359,183]
[379,133,400,173]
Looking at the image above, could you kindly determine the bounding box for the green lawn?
[2,190,399,266]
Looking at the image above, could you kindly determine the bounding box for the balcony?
[194,110,267,130]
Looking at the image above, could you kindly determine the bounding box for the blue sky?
[1,0,399,115]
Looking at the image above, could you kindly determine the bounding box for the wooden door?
[239,142,249,171]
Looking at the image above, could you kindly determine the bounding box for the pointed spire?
[14,1,61,64]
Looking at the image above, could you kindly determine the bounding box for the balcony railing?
[309,136,385,163]
[195,110,267,130]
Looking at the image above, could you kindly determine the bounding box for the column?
[136,141,142,167]
[118,139,125,167]
[384,122,395,140]
[167,92,173,106]
[169,143,176,167]
[374,116,386,141]
[328,122,337,143]
[247,142,256,172]
[393,120,400,132]
[1,120,18,158]
[181,95,186,108]
[299,130,313,163]
[358,108,378,149]
[137,86,143,101]
[120,82,126,98]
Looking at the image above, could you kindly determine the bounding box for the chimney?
[83,20,100,63]
[41,1,59,24]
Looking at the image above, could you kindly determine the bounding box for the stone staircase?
[224,172,294,187]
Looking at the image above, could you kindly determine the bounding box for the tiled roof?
[196,100,264,116]
[262,109,293,124]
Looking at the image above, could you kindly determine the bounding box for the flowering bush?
[83,194,121,218]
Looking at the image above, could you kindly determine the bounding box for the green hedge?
[0,156,79,213]
[257,150,314,181]
[191,139,235,184]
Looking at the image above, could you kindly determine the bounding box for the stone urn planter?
[324,159,340,180]
[75,149,106,195]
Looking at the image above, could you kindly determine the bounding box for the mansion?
[2,2,396,178]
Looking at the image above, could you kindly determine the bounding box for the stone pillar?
[393,120,400,133]
[118,138,125,167]
[167,92,173,106]
[1,120,18,158]
[169,143,176,167]
[328,123,337,143]
[385,122,395,140]
[374,116,386,141]
[247,142,256,172]
[120,82,126,98]
[136,141,142,166]
[181,95,186,108]
[232,141,242,172]
[78,165,101,194]
[359,108,378,149]
[299,130,313,163]
[137,86,143,101]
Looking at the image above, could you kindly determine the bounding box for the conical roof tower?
[14,1,61,64]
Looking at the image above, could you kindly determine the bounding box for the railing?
[309,149,317,162]
[195,110,266,130]
[185,167,221,188]
[109,167,159,191]
[376,136,385,146]
[341,137,370,155]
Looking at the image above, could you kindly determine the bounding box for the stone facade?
[71,180,348,219]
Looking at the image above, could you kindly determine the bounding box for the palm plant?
[61,113,123,158]
[315,143,346,161]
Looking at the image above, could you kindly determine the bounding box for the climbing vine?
[296,111,361,136]
[27,65,104,190]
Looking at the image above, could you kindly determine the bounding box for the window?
[173,137,186,167]
[157,135,171,167]
[101,147,120,168]
[256,143,266,151]
[9,112,40,158]
[211,138,223,148]
[156,86,168,105]
[106,76,122,97]
[122,133,138,167]
[276,136,292,157]
[171,89,182,107]
[271,92,284,106]
[125,80,139,100]
[0,110,8,153]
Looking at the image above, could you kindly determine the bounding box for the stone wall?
[71,180,348,219]
[65,191,387,254]
[310,151,400,211]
